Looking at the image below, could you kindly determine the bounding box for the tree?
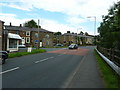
[84,32,89,36]
[54,32,62,35]
[98,1,120,49]
[23,19,41,28]
[79,31,84,35]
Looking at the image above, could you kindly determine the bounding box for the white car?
[18,45,26,48]
[68,44,78,49]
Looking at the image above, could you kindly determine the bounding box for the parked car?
[54,44,64,47]
[68,44,78,49]
[0,51,9,64]
[18,45,26,48]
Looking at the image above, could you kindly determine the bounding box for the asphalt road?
[1,46,104,88]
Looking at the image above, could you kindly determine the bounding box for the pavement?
[1,46,104,88]
[67,46,104,88]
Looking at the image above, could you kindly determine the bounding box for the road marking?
[57,53,66,56]
[0,67,20,74]
[35,57,54,63]
[49,57,54,59]
[57,54,63,56]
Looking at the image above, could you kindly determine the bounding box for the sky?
[0,0,119,35]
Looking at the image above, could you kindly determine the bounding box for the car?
[54,44,64,47]
[0,51,9,64]
[18,45,26,48]
[68,44,78,49]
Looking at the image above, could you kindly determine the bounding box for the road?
[1,46,104,88]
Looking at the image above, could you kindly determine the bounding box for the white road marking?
[58,54,63,56]
[0,67,20,74]
[35,57,54,63]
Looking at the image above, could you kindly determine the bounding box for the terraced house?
[54,31,94,46]
[4,23,54,48]
[0,20,4,51]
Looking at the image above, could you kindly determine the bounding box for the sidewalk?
[68,47,105,88]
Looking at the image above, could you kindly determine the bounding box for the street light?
[77,28,82,45]
[37,19,40,49]
[87,16,96,36]
[87,16,96,45]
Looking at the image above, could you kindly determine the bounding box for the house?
[0,20,4,51]
[62,33,78,46]
[4,23,54,47]
[0,21,22,52]
[54,31,94,46]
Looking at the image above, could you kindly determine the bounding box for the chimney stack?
[20,24,22,27]
[10,22,12,26]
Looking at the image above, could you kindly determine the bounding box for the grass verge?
[8,49,46,58]
[94,49,120,88]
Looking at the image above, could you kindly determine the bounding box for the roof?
[63,33,94,38]
[4,25,53,33]
[63,33,77,36]
[8,33,22,40]
[0,20,4,23]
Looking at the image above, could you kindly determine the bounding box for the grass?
[8,49,46,58]
[94,50,120,88]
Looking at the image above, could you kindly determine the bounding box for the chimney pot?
[10,22,12,26]
[20,24,22,27]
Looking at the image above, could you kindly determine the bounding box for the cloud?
[1,0,118,35]
[1,0,118,17]
[0,13,89,34]
[0,13,30,25]
[66,16,86,26]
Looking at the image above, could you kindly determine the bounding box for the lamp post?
[87,16,96,36]
[77,28,82,45]
[37,19,40,49]
[87,16,96,45]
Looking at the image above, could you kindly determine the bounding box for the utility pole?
[37,19,40,49]
[87,16,96,45]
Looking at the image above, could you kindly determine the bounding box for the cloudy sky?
[0,0,118,35]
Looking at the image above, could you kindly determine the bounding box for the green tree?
[54,32,62,35]
[79,31,84,35]
[84,32,89,36]
[23,19,41,28]
[98,1,120,49]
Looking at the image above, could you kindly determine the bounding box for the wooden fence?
[97,46,120,66]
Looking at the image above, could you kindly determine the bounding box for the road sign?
[35,40,38,43]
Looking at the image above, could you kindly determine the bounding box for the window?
[22,37,25,44]
[16,31,19,34]
[45,34,49,38]
[9,39,17,48]
[26,37,30,43]
[35,33,38,38]
[22,37,25,39]
[26,31,30,36]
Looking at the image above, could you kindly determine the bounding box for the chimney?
[72,32,74,34]
[10,22,12,26]
[67,31,70,33]
[20,24,22,27]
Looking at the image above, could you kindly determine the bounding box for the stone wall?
[0,21,4,51]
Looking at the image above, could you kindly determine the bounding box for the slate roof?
[4,25,53,33]
[0,20,4,23]
[63,33,93,38]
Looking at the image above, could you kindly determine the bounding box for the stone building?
[4,23,54,47]
[0,20,4,51]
